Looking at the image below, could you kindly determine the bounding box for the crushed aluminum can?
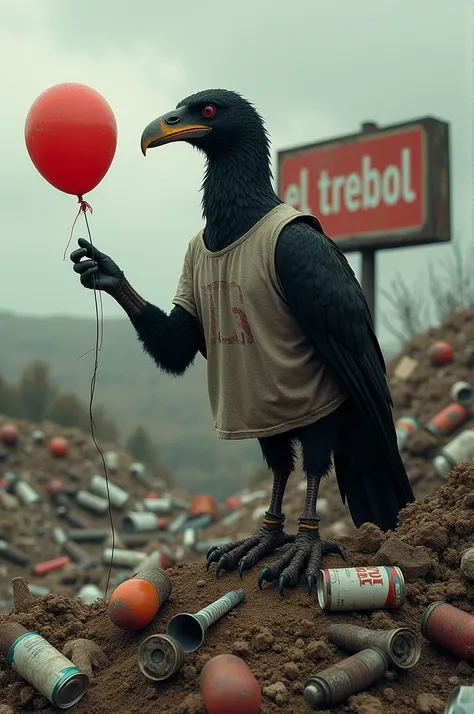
[317,566,405,612]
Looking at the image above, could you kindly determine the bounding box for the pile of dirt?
[1,461,473,714]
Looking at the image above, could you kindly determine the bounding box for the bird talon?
[238,559,248,578]
[307,574,316,596]
[278,574,290,597]
[258,567,271,590]
[215,555,229,578]
[206,550,221,570]
[206,545,219,560]
[338,545,347,561]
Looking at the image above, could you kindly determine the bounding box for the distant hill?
[0,311,400,498]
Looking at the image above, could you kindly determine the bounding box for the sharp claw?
[258,567,271,590]
[206,545,219,560]
[206,550,221,570]
[215,555,229,578]
[307,574,315,596]
[238,559,248,578]
[278,573,290,597]
[337,545,347,561]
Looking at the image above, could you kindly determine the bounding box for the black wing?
[275,219,414,530]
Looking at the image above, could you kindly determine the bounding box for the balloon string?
[66,199,115,599]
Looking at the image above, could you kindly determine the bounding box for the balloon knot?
[77,195,93,214]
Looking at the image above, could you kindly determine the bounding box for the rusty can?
[0,622,88,708]
[190,494,218,521]
[421,601,474,663]
[426,403,468,436]
[395,416,418,451]
[132,568,172,606]
[304,648,389,709]
[445,685,474,713]
[327,623,421,669]
[317,566,405,612]
[138,633,184,681]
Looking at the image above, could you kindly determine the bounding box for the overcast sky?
[1,0,472,344]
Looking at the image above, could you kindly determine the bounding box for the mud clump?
[0,461,471,713]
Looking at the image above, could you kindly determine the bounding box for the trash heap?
[388,307,474,488]
[0,461,472,714]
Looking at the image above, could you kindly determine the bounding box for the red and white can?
[317,566,405,612]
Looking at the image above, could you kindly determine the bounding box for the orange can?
[426,403,468,436]
[190,495,218,521]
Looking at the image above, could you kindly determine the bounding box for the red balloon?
[25,82,117,197]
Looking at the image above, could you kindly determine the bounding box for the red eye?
[202,105,216,118]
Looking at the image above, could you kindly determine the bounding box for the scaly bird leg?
[206,471,296,577]
[258,473,346,596]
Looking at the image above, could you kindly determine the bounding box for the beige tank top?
[173,203,347,439]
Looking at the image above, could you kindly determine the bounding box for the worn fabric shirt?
[173,203,347,440]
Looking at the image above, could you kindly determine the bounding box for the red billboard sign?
[277,118,450,252]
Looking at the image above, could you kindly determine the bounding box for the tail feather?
[333,402,414,532]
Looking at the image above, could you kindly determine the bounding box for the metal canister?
[13,480,40,505]
[185,513,214,530]
[138,634,184,681]
[426,403,468,436]
[168,513,190,534]
[136,550,169,572]
[75,584,103,605]
[89,475,129,509]
[31,430,45,444]
[445,685,474,713]
[28,585,51,597]
[395,416,418,451]
[304,648,389,709]
[317,566,405,612]
[104,451,119,472]
[76,490,109,514]
[121,531,165,547]
[142,497,173,514]
[121,512,164,533]
[421,601,474,663]
[0,622,88,708]
[451,381,474,408]
[432,429,474,478]
[68,528,109,543]
[102,548,147,569]
[129,462,145,477]
[327,623,421,669]
[64,510,90,529]
[0,539,30,565]
[183,528,197,550]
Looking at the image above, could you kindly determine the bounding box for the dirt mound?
[0,461,473,714]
